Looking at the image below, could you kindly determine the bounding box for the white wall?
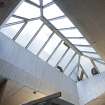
[77,73,105,105]
[0,32,79,105]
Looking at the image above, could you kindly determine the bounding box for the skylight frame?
[37,32,54,56]
[48,41,68,67]
[57,48,75,71]
[64,54,79,76]
[39,33,62,61]
[69,55,80,79]
[0,0,105,82]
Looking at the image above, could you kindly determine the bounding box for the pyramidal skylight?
[0,0,105,82]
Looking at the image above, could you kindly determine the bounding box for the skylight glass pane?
[6,17,23,24]
[15,20,43,47]
[80,56,93,77]
[58,49,75,69]
[28,25,52,55]
[71,67,78,82]
[43,0,53,5]
[39,34,61,61]
[44,3,64,19]
[94,61,105,73]
[83,53,101,59]
[14,1,40,19]
[30,0,40,5]
[60,29,83,37]
[50,17,74,29]
[0,23,23,39]
[69,38,90,45]
[76,46,96,52]
[64,54,79,76]
[48,42,68,67]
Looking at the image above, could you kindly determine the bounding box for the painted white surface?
[0,32,79,105]
[77,73,105,105]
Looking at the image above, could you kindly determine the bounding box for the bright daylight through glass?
[0,0,105,82]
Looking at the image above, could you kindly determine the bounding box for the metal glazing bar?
[70,55,81,79]
[41,17,82,55]
[94,59,105,65]
[13,21,28,40]
[26,16,40,21]
[77,55,81,73]
[1,21,24,28]
[82,51,96,54]
[37,32,54,56]
[64,52,76,70]
[58,27,76,31]
[13,15,41,22]
[90,59,100,73]
[80,64,88,78]
[48,15,65,21]
[25,0,40,8]
[74,44,92,47]
[63,42,70,48]
[84,55,102,61]
[40,0,43,17]
[55,47,69,67]
[69,63,78,76]
[12,15,29,21]
[2,17,40,28]
[25,23,44,48]
[47,40,63,62]
[43,1,54,8]
[67,37,84,39]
